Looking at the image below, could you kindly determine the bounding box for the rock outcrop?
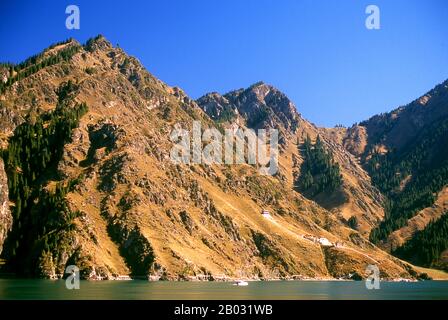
[0,158,12,255]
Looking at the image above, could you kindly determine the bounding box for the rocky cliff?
[0,158,12,255]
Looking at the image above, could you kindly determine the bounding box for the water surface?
[0,279,447,300]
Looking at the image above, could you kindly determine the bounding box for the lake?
[0,279,447,300]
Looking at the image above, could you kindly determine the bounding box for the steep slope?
[314,126,385,236]
[198,82,300,133]
[197,84,385,237]
[346,80,448,156]
[0,158,12,256]
[393,213,448,271]
[342,80,448,268]
[0,35,420,280]
[386,186,448,251]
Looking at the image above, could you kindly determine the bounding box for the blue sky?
[1,0,447,127]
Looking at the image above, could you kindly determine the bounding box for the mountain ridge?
[0,35,446,279]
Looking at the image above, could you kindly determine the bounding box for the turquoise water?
[1,280,448,300]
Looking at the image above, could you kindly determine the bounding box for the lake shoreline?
[1,278,448,300]
[1,274,438,283]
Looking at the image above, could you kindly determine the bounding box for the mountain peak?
[84,34,113,52]
[196,92,235,121]
[249,81,268,88]
[197,82,300,133]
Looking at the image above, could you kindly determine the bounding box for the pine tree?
[0,81,88,271]
[295,135,342,198]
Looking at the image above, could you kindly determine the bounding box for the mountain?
[0,35,443,280]
[342,80,448,271]
[197,82,300,138]
[197,83,385,237]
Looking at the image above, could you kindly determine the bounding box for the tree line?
[393,213,448,270]
[368,117,448,248]
[0,81,88,274]
[0,41,80,95]
[295,135,342,198]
